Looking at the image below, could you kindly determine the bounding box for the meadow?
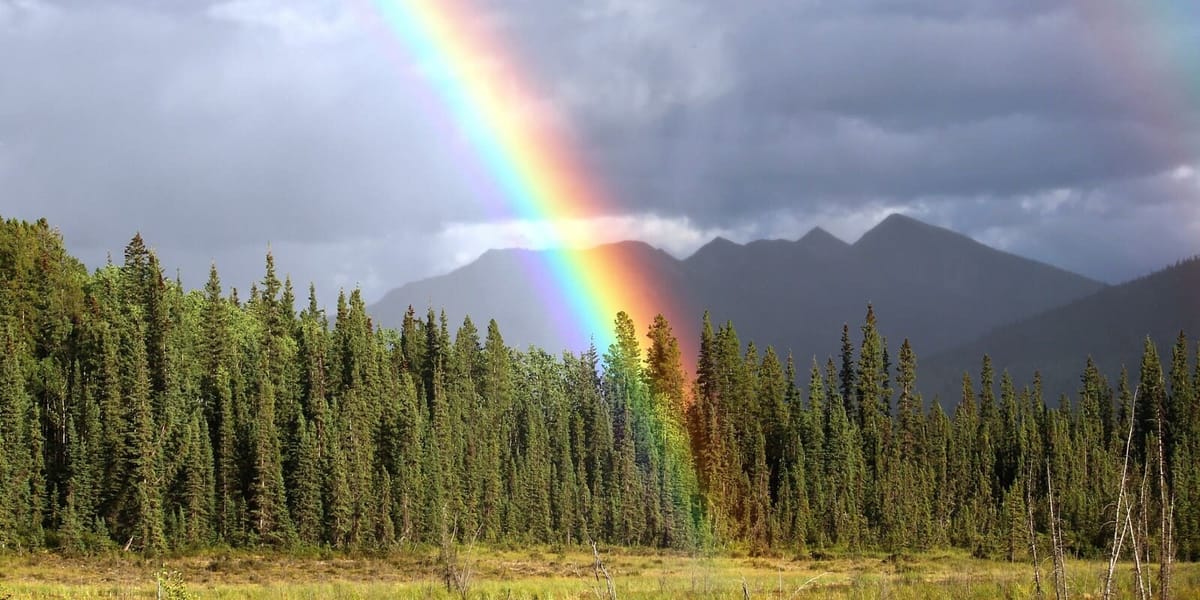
[2,547,1198,599]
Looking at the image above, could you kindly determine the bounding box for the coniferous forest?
[3,216,1200,567]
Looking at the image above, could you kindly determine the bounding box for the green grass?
[1,547,1198,598]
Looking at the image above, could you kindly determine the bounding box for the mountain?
[369,214,1106,369]
[920,256,1200,404]
[795,226,851,258]
[681,213,1104,367]
[369,240,698,353]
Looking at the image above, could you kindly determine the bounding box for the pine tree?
[757,347,788,502]
[824,358,865,547]
[645,314,685,410]
[688,312,725,533]
[324,414,353,547]
[895,339,922,461]
[950,372,981,547]
[925,402,952,547]
[802,359,827,546]
[176,411,214,547]
[213,365,240,542]
[643,314,700,548]
[1168,331,1193,463]
[123,321,165,552]
[1,328,44,548]
[291,415,323,544]
[64,359,102,549]
[248,369,292,543]
[855,305,888,537]
[839,323,856,417]
[1136,337,1166,462]
[477,319,512,542]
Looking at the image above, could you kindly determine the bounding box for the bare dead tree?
[1104,387,1138,600]
[1139,467,1154,600]
[591,541,616,600]
[1047,460,1068,600]
[452,525,483,600]
[1027,465,1045,600]
[1164,492,1176,598]
[1129,507,1148,600]
[1155,389,1173,600]
[438,504,482,600]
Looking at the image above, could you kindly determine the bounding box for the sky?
[2,0,1199,303]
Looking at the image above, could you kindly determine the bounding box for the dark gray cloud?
[1,0,1198,301]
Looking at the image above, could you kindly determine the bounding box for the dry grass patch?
[0,548,1197,598]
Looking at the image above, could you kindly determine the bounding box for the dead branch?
[787,573,829,599]
[591,541,616,600]
[1028,465,1044,600]
[1047,460,1068,600]
[1104,386,1138,600]
[1129,508,1148,600]
[438,504,482,600]
[1155,389,1172,600]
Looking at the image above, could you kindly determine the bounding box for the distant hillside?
[921,255,1200,404]
[686,213,1106,367]
[370,214,1105,370]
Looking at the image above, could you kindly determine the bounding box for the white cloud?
[206,0,356,44]
[434,213,744,268]
[1169,164,1197,183]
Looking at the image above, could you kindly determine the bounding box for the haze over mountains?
[370,212,1200,402]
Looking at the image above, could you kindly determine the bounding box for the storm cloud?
[2,0,1198,301]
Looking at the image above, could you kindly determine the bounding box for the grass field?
[1,547,1198,599]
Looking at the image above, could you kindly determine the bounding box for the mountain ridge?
[369,214,1108,381]
[921,254,1200,403]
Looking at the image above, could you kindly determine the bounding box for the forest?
[0,215,1197,572]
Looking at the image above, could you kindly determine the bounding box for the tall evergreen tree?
[839,323,856,417]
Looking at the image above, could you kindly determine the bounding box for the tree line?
[0,217,1197,566]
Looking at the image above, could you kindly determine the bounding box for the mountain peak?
[877,212,923,227]
[702,236,739,250]
[861,212,935,236]
[685,236,742,265]
[854,213,975,252]
[797,226,849,250]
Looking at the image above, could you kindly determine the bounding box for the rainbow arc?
[371,0,687,357]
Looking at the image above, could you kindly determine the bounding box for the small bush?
[156,569,195,600]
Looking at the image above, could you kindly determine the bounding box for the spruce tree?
[855,305,888,536]
[1168,331,1193,462]
[895,339,922,461]
[248,367,292,542]
[802,359,827,546]
[1136,337,1166,461]
[823,358,865,548]
[291,415,323,544]
[123,321,165,552]
[1,328,43,548]
[839,323,856,417]
[645,314,685,410]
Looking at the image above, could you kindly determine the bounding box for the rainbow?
[368,0,690,359]
[1074,1,1200,165]
[1070,0,1200,239]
